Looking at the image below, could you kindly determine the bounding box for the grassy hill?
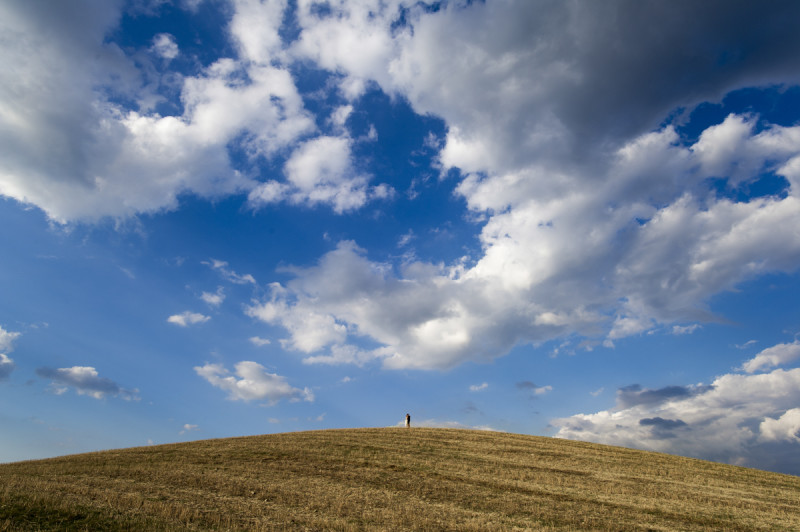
[1,428,798,531]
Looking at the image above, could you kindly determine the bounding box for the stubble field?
[1,428,798,530]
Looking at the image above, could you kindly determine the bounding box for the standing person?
[405,413,411,428]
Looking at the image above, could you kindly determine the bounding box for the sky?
[2,0,800,476]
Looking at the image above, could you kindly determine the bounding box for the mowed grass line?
[1,428,798,531]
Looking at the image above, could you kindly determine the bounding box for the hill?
[1,428,798,530]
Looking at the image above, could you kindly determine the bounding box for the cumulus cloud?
[6,0,800,378]
[0,325,21,380]
[233,0,800,370]
[248,135,390,213]
[150,33,178,60]
[742,340,800,373]
[201,286,225,307]
[194,361,313,404]
[0,326,20,353]
[247,110,800,370]
[552,341,800,475]
[167,311,210,327]
[759,408,800,443]
[291,1,800,170]
[0,0,316,222]
[36,366,139,400]
[469,382,488,392]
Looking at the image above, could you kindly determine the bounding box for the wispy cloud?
[469,382,488,392]
[203,260,256,285]
[672,324,701,335]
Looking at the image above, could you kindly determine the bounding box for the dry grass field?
[1,428,798,531]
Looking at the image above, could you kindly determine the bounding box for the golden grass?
[1,428,798,530]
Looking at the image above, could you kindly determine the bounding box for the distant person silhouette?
[405,413,411,428]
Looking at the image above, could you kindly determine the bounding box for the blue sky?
[2,0,800,476]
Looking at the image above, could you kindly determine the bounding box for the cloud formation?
[0,325,21,380]
[204,259,256,285]
[167,311,210,327]
[2,1,800,383]
[236,0,800,370]
[248,135,392,213]
[36,366,139,400]
[201,287,225,307]
[194,361,313,404]
[742,340,800,373]
[0,325,21,354]
[552,341,800,475]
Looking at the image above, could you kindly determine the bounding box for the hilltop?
[1,428,798,530]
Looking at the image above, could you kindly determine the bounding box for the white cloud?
[329,104,353,131]
[201,286,225,307]
[179,423,199,434]
[248,109,800,370]
[150,33,178,60]
[552,341,800,475]
[0,325,21,354]
[742,340,800,373]
[204,259,256,285]
[6,1,800,379]
[4,0,800,229]
[249,336,271,347]
[167,311,210,327]
[248,135,390,213]
[240,1,800,369]
[292,0,399,98]
[0,0,314,222]
[759,408,800,443]
[469,382,488,392]
[36,366,139,400]
[246,281,348,355]
[194,361,313,404]
[229,0,285,63]
[0,325,21,380]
